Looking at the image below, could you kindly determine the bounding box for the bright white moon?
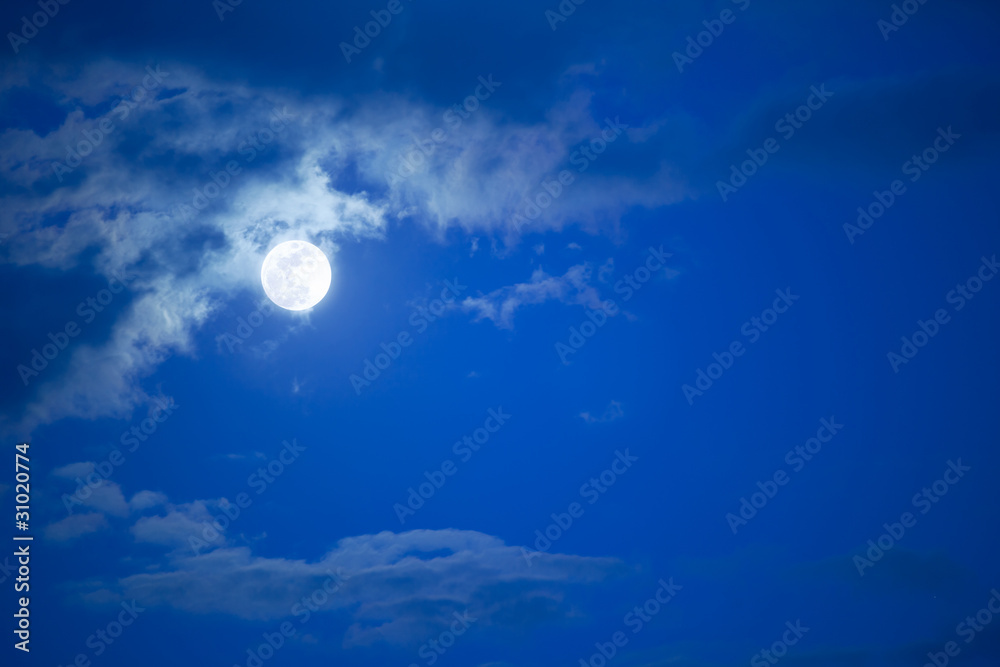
[261,240,332,311]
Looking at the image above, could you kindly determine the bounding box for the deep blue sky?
[1,1,999,666]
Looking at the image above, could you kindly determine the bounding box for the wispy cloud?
[0,60,683,437]
[45,513,109,542]
[462,262,606,329]
[580,399,624,424]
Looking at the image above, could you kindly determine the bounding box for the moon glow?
[260,240,332,311]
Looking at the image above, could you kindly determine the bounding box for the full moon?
[261,240,332,311]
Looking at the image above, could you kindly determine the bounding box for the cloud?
[52,462,97,479]
[54,489,622,646]
[129,489,168,512]
[693,68,1000,194]
[130,499,223,550]
[597,258,614,283]
[48,465,168,522]
[87,526,621,647]
[73,480,131,517]
[461,263,606,329]
[45,513,108,542]
[0,59,683,436]
[351,88,686,240]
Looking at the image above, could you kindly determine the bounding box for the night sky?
[1,1,999,666]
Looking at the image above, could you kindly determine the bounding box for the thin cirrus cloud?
[0,59,681,437]
[460,262,606,330]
